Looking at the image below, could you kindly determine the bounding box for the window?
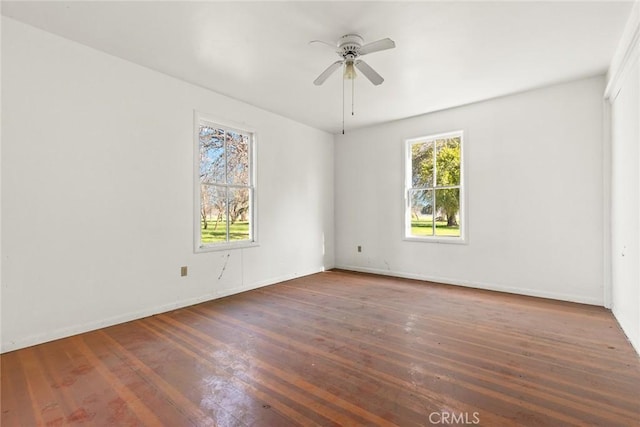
[195,113,256,251]
[404,131,464,242]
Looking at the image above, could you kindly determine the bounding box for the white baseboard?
[0,293,217,354]
[3,264,603,353]
[335,264,603,306]
[1,268,325,353]
[213,267,326,298]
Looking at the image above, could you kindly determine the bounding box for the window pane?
[200,185,227,244]
[409,189,434,237]
[435,137,461,186]
[228,187,251,241]
[411,142,434,187]
[227,131,250,185]
[434,188,460,237]
[200,126,225,184]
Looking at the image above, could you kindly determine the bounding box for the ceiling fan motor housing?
[338,34,364,59]
[312,33,392,87]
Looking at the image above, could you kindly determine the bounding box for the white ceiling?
[2,1,633,134]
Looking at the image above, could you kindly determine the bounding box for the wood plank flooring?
[2,270,639,426]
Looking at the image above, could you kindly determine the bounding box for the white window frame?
[403,130,466,244]
[194,111,258,253]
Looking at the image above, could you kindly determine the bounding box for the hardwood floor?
[2,270,639,426]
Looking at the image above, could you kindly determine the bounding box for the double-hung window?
[195,113,256,251]
[404,131,464,242]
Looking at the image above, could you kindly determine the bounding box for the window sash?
[200,184,253,244]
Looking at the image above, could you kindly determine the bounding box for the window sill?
[403,236,467,245]
[196,241,259,253]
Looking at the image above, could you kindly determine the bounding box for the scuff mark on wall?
[218,253,230,280]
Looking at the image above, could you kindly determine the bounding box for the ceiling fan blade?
[359,38,396,56]
[313,60,343,85]
[354,60,384,86]
[309,40,337,50]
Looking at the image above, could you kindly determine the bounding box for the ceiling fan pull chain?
[342,75,345,135]
[352,78,355,116]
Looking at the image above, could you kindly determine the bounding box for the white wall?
[335,76,606,306]
[607,1,640,354]
[1,17,334,352]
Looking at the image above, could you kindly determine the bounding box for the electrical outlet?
[357,245,362,253]
[180,266,188,277]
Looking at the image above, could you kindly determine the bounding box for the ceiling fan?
[311,34,396,86]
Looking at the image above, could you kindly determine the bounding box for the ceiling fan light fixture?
[343,61,357,80]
